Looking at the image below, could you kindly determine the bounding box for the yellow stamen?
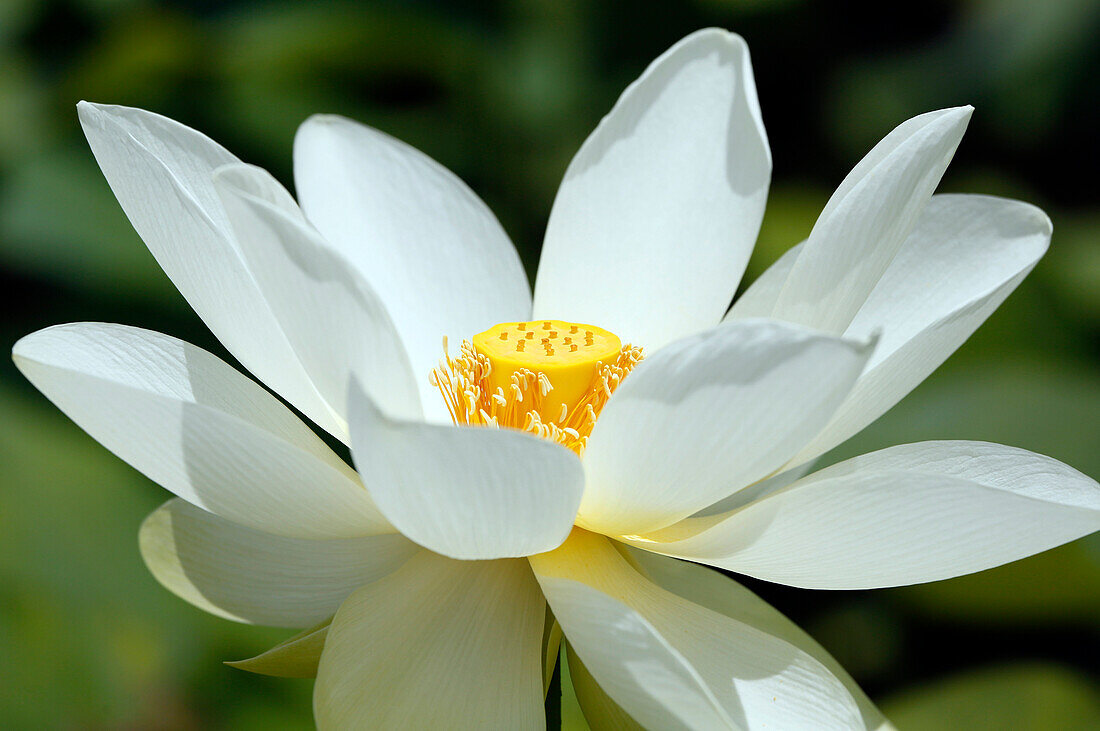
[431,320,642,456]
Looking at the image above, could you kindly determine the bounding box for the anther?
[525,331,533,339]
[570,344,578,352]
[516,341,525,351]
[543,321,552,329]
[570,325,579,334]
[499,331,508,340]
[549,331,557,338]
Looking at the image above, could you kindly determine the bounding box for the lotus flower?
[13,28,1099,730]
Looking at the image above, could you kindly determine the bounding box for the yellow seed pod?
[472,320,622,422]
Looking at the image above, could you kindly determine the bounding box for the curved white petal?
[765,107,972,334]
[77,102,342,438]
[13,323,389,538]
[726,240,804,321]
[627,442,1100,589]
[579,319,873,535]
[695,460,817,518]
[227,620,330,678]
[214,163,421,424]
[786,195,1052,464]
[347,381,584,560]
[565,643,647,730]
[530,530,864,730]
[140,499,417,626]
[542,612,563,697]
[293,114,530,423]
[314,552,545,730]
[625,547,891,730]
[533,29,770,352]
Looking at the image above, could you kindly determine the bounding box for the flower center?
[430,320,642,456]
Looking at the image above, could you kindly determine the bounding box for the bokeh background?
[1,0,1098,728]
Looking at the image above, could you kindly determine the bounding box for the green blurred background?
[1,0,1098,728]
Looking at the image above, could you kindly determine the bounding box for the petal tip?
[680,27,748,50]
[938,106,974,137]
[945,104,975,127]
[295,114,353,148]
[298,113,360,136]
[303,112,344,126]
[662,28,751,71]
[76,100,107,128]
[1019,200,1054,240]
[76,100,132,125]
[930,104,974,120]
[211,161,266,191]
[10,323,69,363]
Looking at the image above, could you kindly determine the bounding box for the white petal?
[214,163,421,424]
[786,195,1052,465]
[77,102,342,438]
[347,382,584,560]
[542,611,563,697]
[533,29,770,352]
[314,552,545,730]
[725,240,803,321]
[530,530,864,730]
[628,441,1100,589]
[13,323,389,538]
[227,620,330,678]
[140,499,417,626]
[765,107,972,334]
[293,115,530,422]
[693,459,817,517]
[579,319,873,535]
[565,643,646,730]
[625,547,891,730]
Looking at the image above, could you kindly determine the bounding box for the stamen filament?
[430,328,642,457]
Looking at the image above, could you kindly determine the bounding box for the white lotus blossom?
[13,28,1099,730]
